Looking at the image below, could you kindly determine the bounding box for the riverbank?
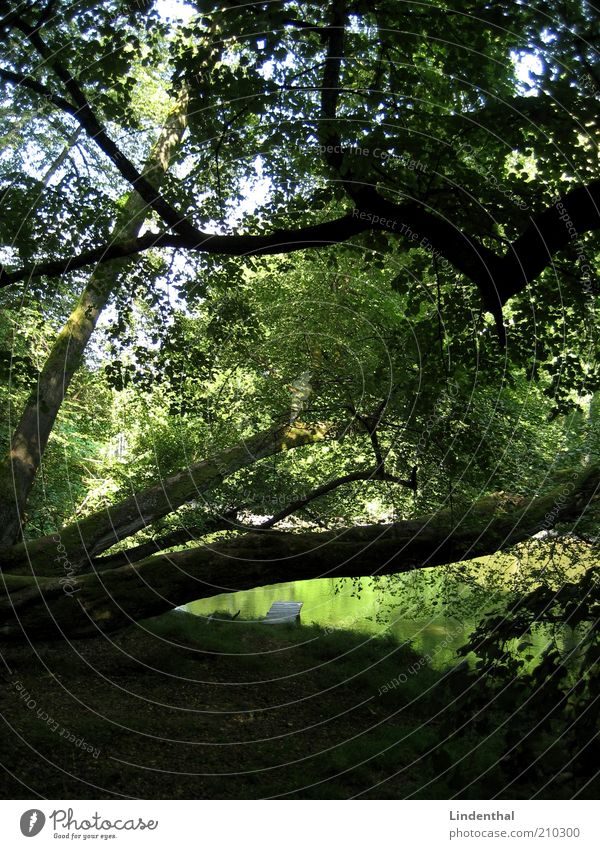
[0,611,596,799]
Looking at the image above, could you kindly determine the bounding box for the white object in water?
[262,601,303,624]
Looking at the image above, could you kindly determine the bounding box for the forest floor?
[1,611,597,800]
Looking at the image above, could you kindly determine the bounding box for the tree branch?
[9,16,203,242]
[258,466,415,530]
[91,509,241,570]
[501,180,600,301]
[0,67,75,113]
[1,173,598,341]
[0,213,373,287]
[349,399,389,471]
[35,0,58,28]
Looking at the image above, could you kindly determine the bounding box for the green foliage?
[454,552,600,791]
[0,0,597,573]
[0,2,599,804]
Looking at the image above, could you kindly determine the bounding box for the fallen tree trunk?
[0,421,330,574]
[1,464,598,640]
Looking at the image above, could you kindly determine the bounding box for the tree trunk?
[2,463,597,640]
[0,89,189,547]
[0,421,330,573]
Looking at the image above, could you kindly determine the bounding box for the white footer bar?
[0,800,597,848]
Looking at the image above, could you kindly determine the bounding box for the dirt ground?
[1,612,597,800]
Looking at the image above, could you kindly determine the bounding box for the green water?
[183,542,589,669]
[185,575,475,668]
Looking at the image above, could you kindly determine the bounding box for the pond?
[185,574,482,669]
[185,545,587,669]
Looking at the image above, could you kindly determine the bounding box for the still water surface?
[184,546,585,669]
[186,576,478,669]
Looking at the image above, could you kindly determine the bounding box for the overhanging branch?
[2,181,597,327]
[258,466,415,530]
[91,509,242,570]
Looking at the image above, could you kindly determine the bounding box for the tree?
[0,0,598,638]
[0,84,189,545]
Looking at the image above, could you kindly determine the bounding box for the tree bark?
[0,421,330,574]
[1,463,597,640]
[0,88,189,547]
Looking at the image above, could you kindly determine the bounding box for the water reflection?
[185,576,472,669]
[185,544,590,670]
